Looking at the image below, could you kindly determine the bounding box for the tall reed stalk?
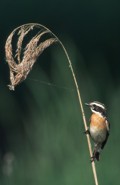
[5,23,99,185]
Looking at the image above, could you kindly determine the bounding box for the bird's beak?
[85,103,90,106]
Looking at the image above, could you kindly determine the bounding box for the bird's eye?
[92,105,96,110]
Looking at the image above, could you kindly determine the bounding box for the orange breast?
[90,113,106,129]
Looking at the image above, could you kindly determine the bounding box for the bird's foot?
[84,129,90,135]
[90,156,95,162]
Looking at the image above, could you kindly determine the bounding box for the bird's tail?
[91,147,101,162]
[93,151,100,161]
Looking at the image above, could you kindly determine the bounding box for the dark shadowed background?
[0,0,119,185]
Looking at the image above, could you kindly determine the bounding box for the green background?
[0,0,119,184]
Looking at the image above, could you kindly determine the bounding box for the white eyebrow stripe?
[91,102,105,109]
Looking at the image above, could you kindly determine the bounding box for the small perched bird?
[85,101,110,162]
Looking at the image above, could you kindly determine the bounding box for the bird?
[85,101,110,162]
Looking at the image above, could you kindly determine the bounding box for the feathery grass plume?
[5,23,99,185]
[5,23,57,90]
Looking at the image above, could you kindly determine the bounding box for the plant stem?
[38,22,99,185]
[58,40,99,185]
[11,23,99,185]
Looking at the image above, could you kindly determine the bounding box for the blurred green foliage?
[0,0,120,185]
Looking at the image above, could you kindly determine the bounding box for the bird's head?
[85,101,106,117]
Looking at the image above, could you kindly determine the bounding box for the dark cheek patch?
[94,105,106,116]
[96,106,102,112]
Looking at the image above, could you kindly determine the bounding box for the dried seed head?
[5,23,58,90]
